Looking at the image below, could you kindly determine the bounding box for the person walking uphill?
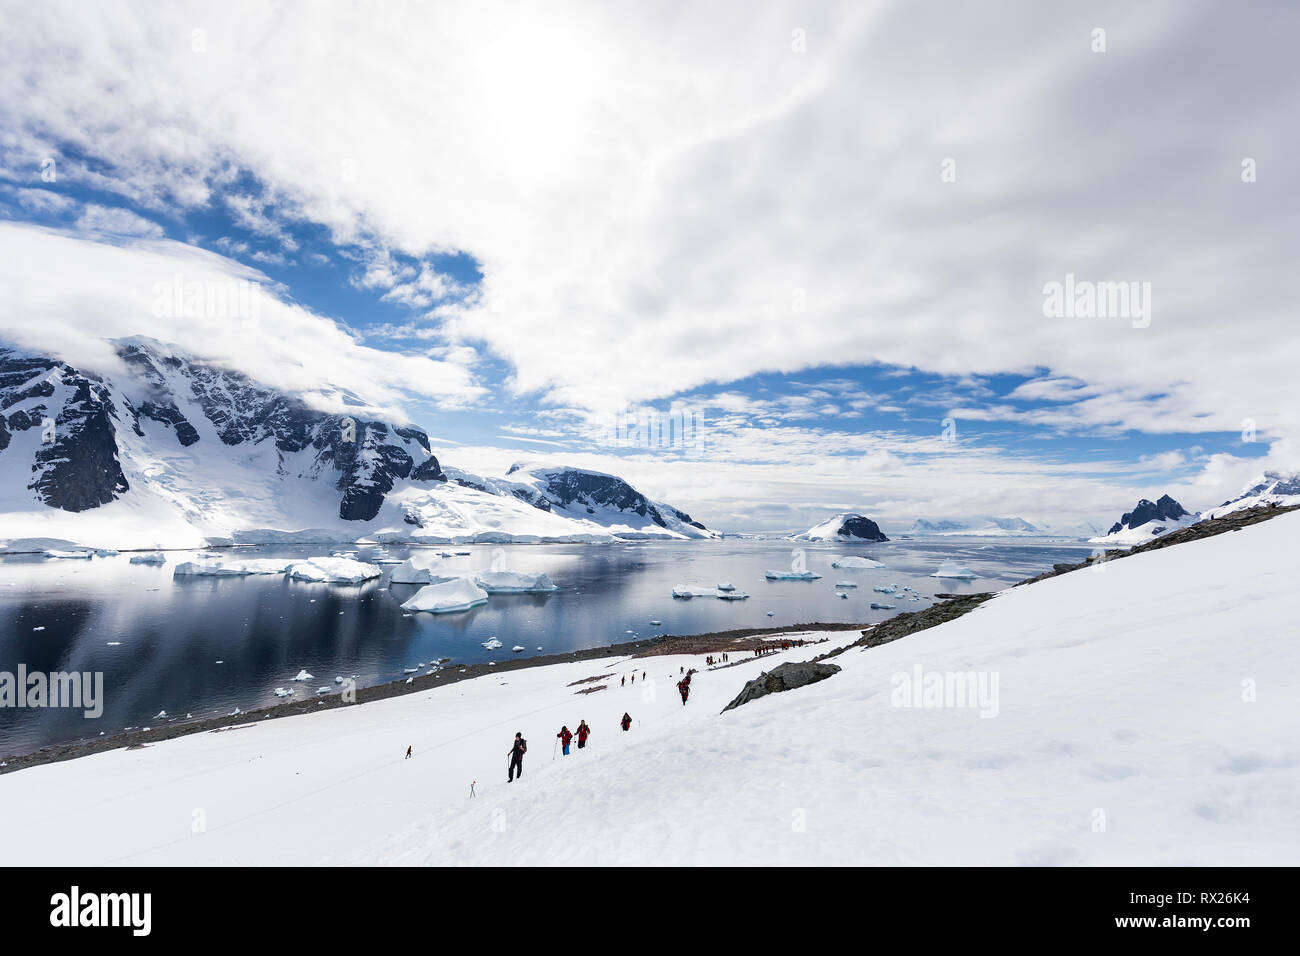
[507,732,527,782]
[576,720,591,749]
[557,725,574,756]
[620,712,632,732]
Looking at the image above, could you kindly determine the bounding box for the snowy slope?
[1,510,1295,865]
[1200,471,1300,521]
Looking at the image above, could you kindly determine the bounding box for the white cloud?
[74,204,165,238]
[0,222,484,418]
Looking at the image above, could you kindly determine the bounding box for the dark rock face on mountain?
[0,350,131,512]
[721,661,842,712]
[508,464,707,530]
[837,514,888,541]
[1107,494,1189,535]
[1,340,443,520]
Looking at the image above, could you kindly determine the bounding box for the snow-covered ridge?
[1089,493,1196,545]
[0,339,712,551]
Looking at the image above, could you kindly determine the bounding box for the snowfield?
[0,512,1296,865]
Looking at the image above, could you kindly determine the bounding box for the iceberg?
[174,557,293,577]
[274,688,293,698]
[292,670,314,681]
[763,570,823,581]
[717,582,736,591]
[870,602,895,610]
[287,557,383,583]
[930,560,977,580]
[44,549,92,559]
[672,584,713,598]
[129,552,167,565]
[834,581,858,588]
[831,555,885,569]
[512,645,525,652]
[472,568,557,593]
[389,554,455,585]
[873,585,896,594]
[717,591,750,600]
[482,637,503,649]
[401,577,490,614]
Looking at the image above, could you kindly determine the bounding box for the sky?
[0,0,1296,533]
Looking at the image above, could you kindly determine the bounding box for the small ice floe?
[870,602,895,610]
[536,647,543,651]
[154,710,167,719]
[335,676,344,684]
[831,555,884,569]
[215,660,224,664]
[130,552,167,565]
[766,611,775,617]
[487,662,496,666]
[717,591,749,601]
[401,578,489,614]
[44,549,92,559]
[292,669,314,681]
[512,645,525,652]
[763,570,822,581]
[481,637,503,650]
[316,687,330,695]
[403,667,419,674]
[402,613,412,617]
[839,592,848,599]
[107,641,122,646]
[309,599,317,603]
[873,585,897,594]
[930,559,977,580]
[717,582,736,592]
[835,580,858,588]
[626,629,634,634]
[32,626,45,632]
[473,569,557,593]
[649,620,662,626]
[405,677,413,684]
[95,549,120,556]
[274,688,293,698]
[230,707,242,716]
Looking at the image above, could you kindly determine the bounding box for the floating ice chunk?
[292,669,314,681]
[32,626,45,631]
[287,557,382,583]
[672,584,712,598]
[831,555,885,569]
[717,582,736,591]
[389,555,455,584]
[839,592,848,599]
[96,548,120,557]
[316,687,330,694]
[129,552,167,565]
[873,585,897,594]
[107,642,121,646]
[763,570,823,580]
[870,602,895,610]
[649,620,662,626]
[512,645,525,652]
[274,688,293,698]
[44,549,92,559]
[334,676,344,683]
[401,577,490,614]
[835,581,858,588]
[154,710,167,719]
[481,637,503,649]
[766,611,775,617]
[403,667,419,674]
[930,560,977,579]
[473,568,557,593]
[717,590,749,600]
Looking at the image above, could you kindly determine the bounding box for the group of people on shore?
[705,653,729,666]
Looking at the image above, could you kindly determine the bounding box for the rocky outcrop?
[721,661,842,712]
[1107,494,1189,535]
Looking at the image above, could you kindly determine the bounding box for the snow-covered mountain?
[0,338,713,550]
[1089,493,1196,545]
[1200,470,1300,520]
[908,516,1044,536]
[792,513,889,542]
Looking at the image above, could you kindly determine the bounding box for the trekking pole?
[552,736,558,761]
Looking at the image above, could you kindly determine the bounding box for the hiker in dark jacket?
[508,732,527,781]
[576,720,591,749]
[557,725,574,755]
[620,712,632,731]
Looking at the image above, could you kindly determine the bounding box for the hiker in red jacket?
[557,725,573,755]
[620,712,632,731]
[576,720,591,749]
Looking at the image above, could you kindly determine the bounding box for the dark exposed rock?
[1107,494,1189,535]
[837,514,888,541]
[721,661,842,712]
